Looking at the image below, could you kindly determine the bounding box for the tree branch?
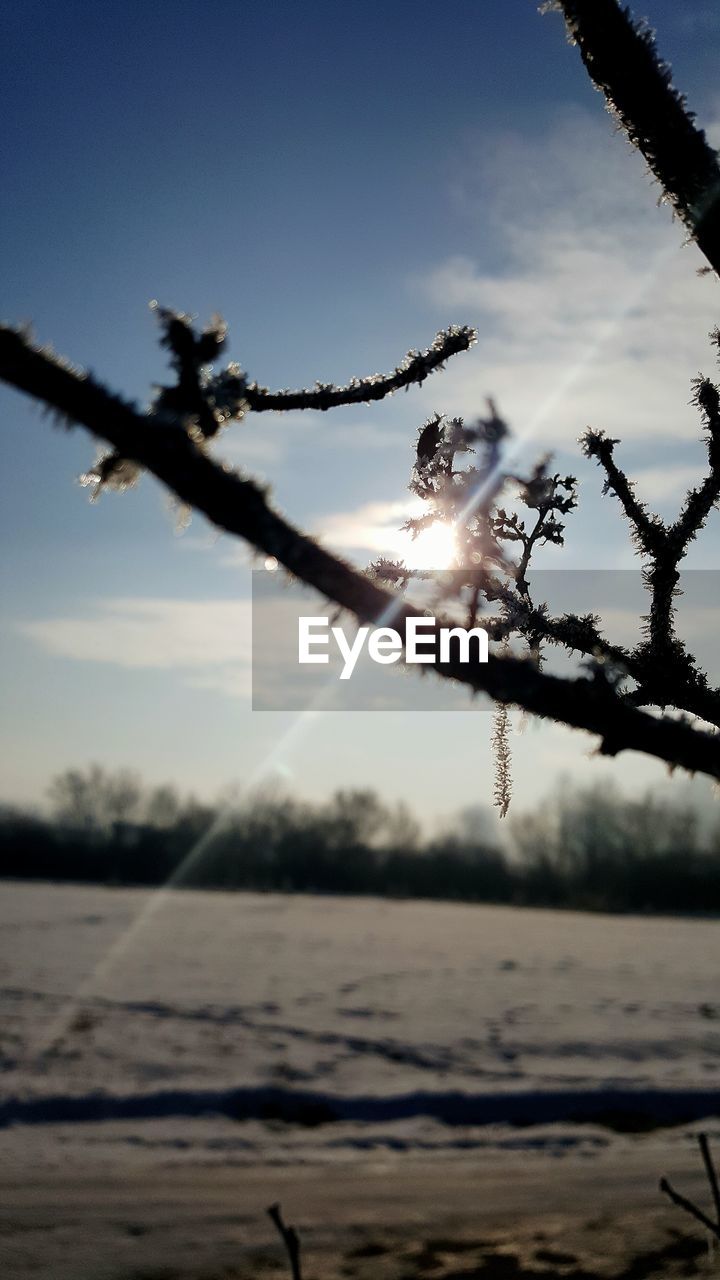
[242,325,477,413]
[699,1133,720,1228]
[660,1176,720,1241]
[669,376,720,556]
[1,323,718,781]
[660,1133,720,1244]
[267,1204,303,1280]
[554,0,720,278]
[581,430,665,557]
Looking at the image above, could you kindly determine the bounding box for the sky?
[1,0,719,827]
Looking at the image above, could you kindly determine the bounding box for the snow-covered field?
[0,881,718,1169]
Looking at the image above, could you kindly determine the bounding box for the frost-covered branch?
[581,430,663,557]
[580,391,720,719]
[243,325,477,412]
[377,400,720,736]
[553,0,720,278]
[671,367,720,555]
[0,321,717,781]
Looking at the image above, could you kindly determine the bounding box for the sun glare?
[403,521,457,571]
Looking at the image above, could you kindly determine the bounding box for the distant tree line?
[0,767,718,915]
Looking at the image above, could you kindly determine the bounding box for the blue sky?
[1,0,719,824]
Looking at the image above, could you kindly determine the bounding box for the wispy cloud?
[631,464,702,506]
[315,498,422,556]
[415,111,719,449]
[217,497,428,568]
[19,598,252,698]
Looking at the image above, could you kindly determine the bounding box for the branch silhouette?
[267,1203,303,1280]
[0,321,717,780]
[660,1132,720,1244]
[554,0,720,277]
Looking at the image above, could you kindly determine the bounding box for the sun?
[402,521,457,571]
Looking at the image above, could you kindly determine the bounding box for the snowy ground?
[2,1138,719,1279]
[0,883,718,1277]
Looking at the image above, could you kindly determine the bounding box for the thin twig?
[659,1177,720,1242]
[244,326,477,413]
[581,431,664,557]
[670,376,720,556]
[267,1203,303,1280]
[699,1133,720,1228]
